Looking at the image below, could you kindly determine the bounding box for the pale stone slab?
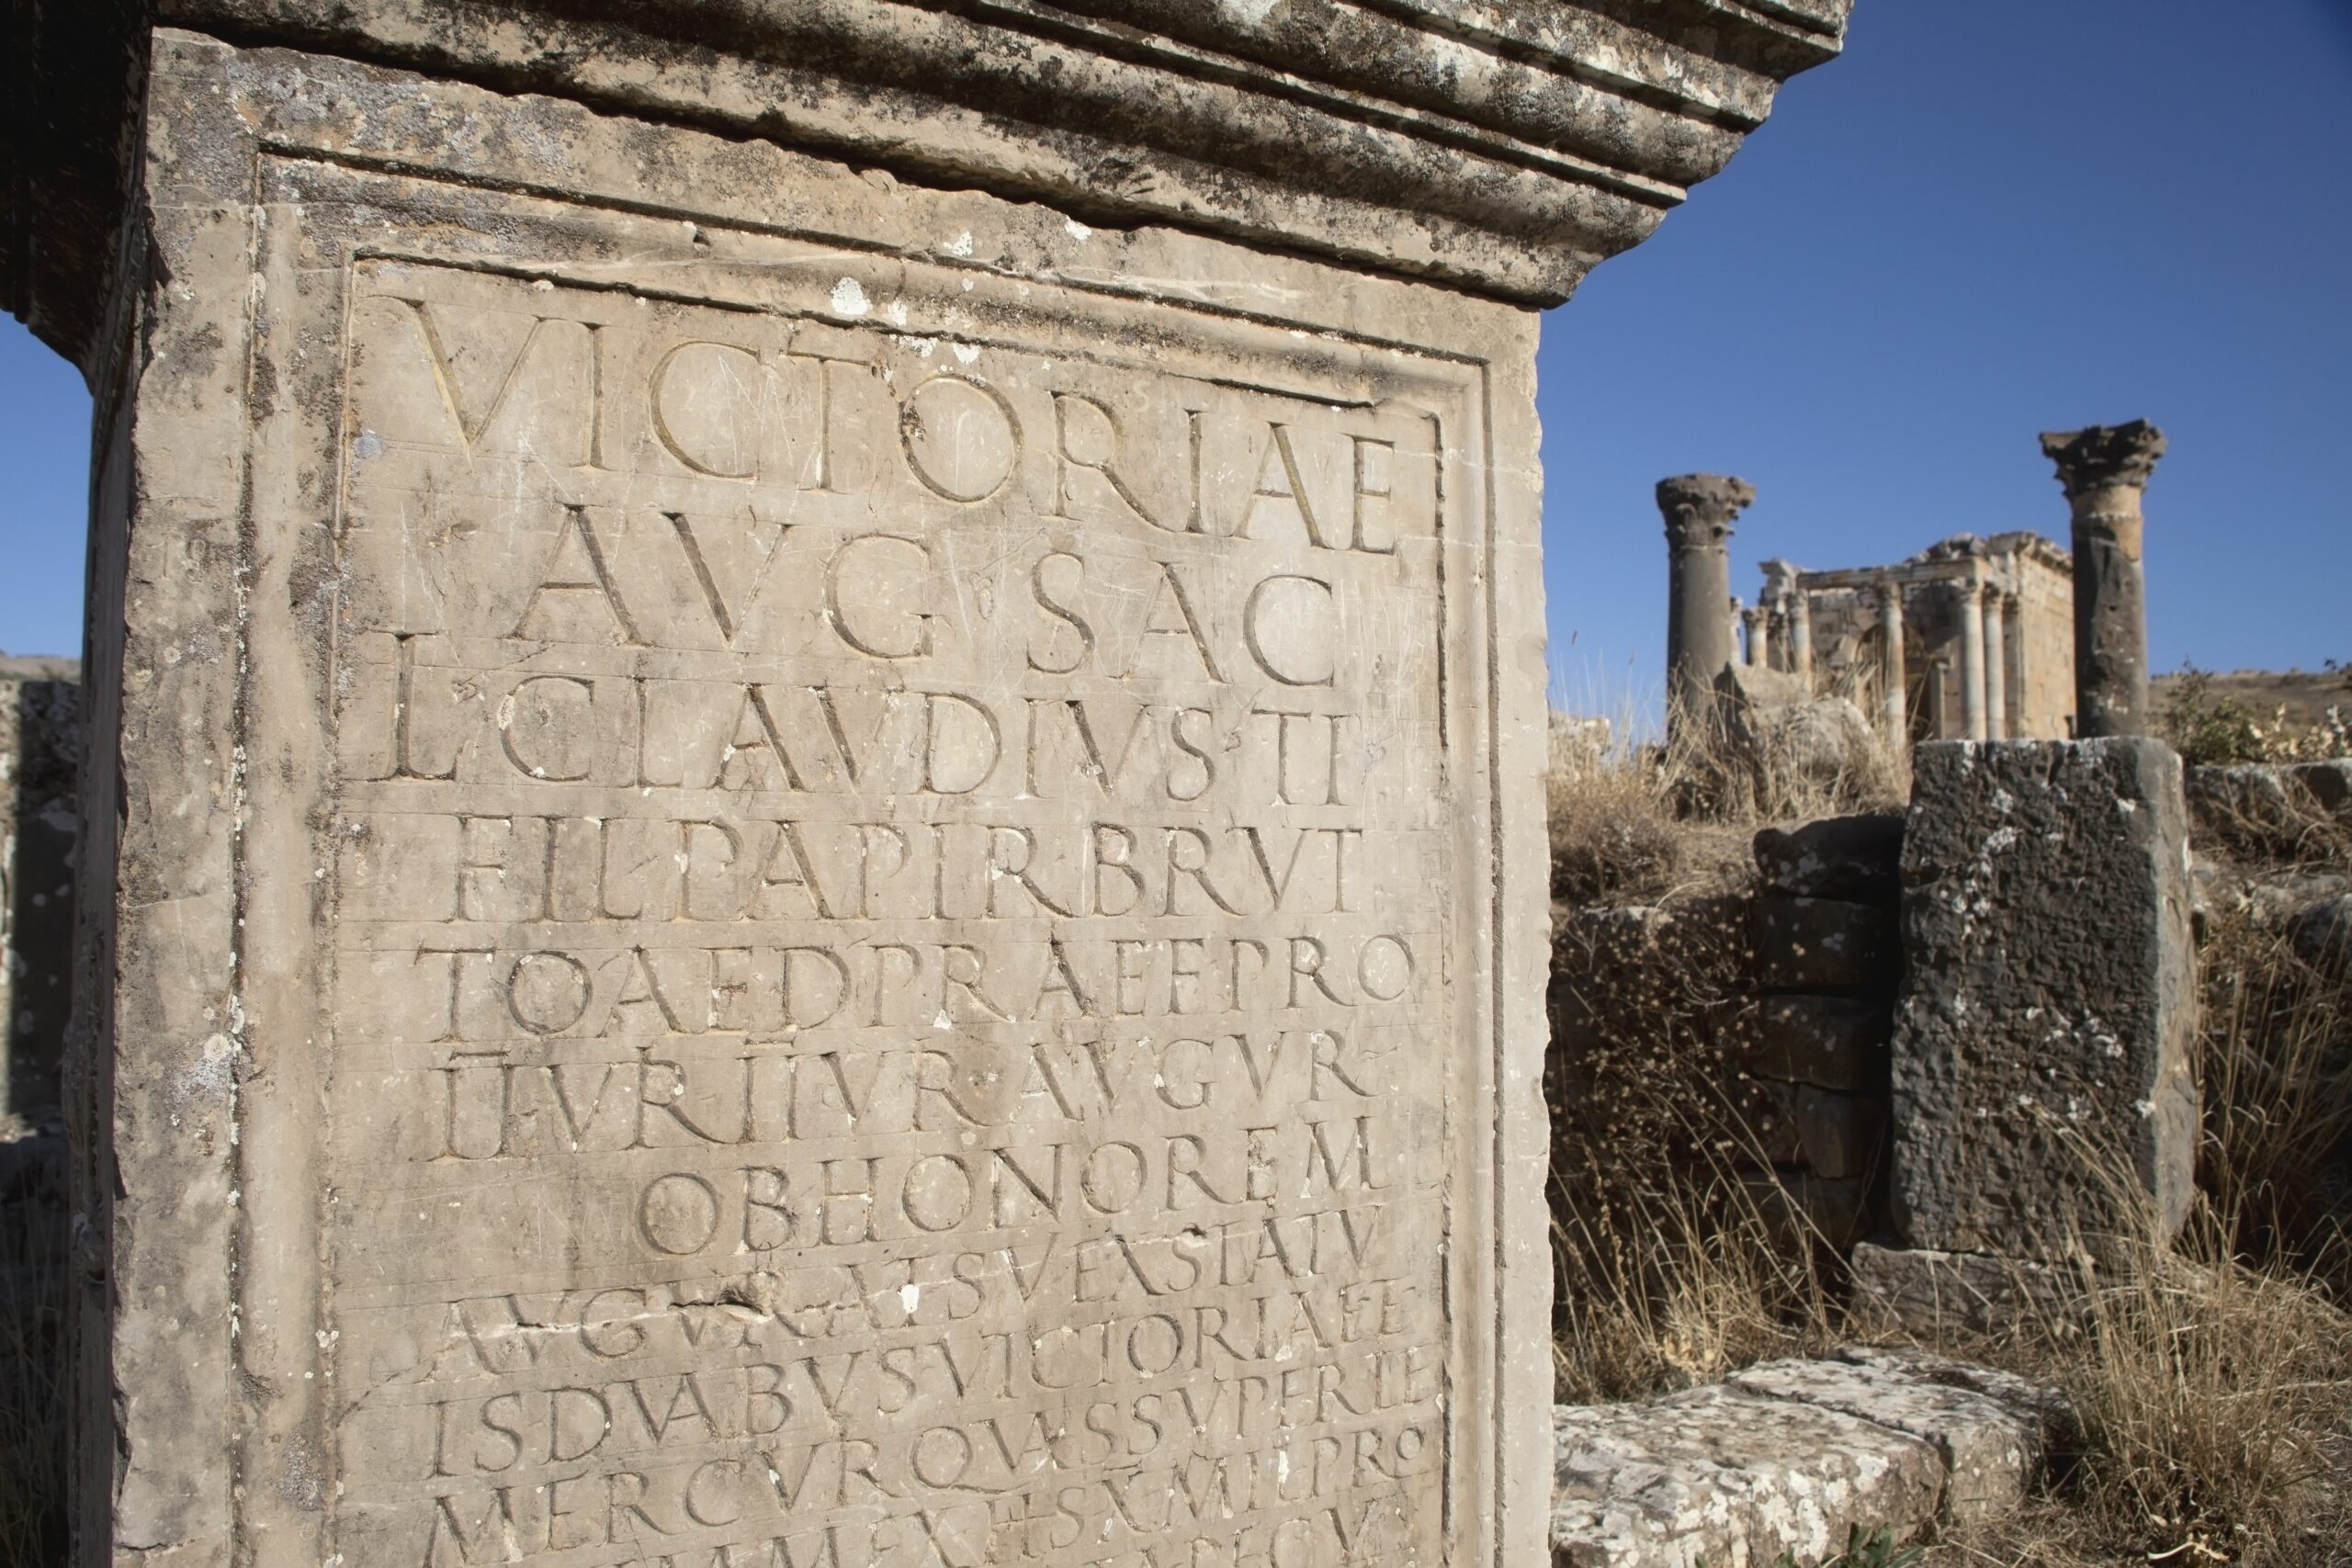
[1731,1352,2050,1524]
[1891,739,2198,1260]
[1552,1351,2068,1563]
[1550,1385,1945,1566]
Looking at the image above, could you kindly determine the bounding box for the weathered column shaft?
[1958,581,1989,740]
[1983,591,2009,739]
[1789,592,1815,690]
[2043,422,2166,739]
[1660,475,1758,732]
[1745,604,1772,670]
[1880,583,1908,745]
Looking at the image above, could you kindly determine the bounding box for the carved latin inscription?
[328,262,1453,1567]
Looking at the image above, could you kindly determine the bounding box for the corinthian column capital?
[1656,474,1757,551]
[2041,421,2167,501]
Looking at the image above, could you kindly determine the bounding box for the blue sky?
[3,1,2348,703]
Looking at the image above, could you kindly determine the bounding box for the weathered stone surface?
[1661,474,1755,733]
[39,28,1656,1566]
[0,658,79,1120]
[1729,1351,2053,1525]
[1552,1384,1945,1567]
[1746,1169,1872,1250]
[1849,1241,2090,1340]
[1754,995,1889,1091]
[1892,739,2197,1260]
[2042,423,2165,740]
[1716,665,1884,788]
[1753,893,1894,993]
[1790,1087,1888,1181]
[1755,814,1905,903]
[6,0,1856,365]
[1550,1348,2073,1562]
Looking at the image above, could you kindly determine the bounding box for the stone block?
[1552,1385,1944,1567]
[1893,740,2198,1260]
[1729,1351,2060,1525]
[1752,893,1894,993]
[1753,994,1890,1091]
[1754,813,1905,902]
[1792,1087,1888,1180]
[1745,1170,1873,1250]
[1849,1241,2091,1341]
[1743,1083,1885,1179]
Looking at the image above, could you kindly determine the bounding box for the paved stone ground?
[1552,1348,2069,1566]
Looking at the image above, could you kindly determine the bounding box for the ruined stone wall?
[1547,815,1905,1264]
[0,658,79,1124]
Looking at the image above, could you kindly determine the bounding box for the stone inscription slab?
[324,259,1466,1566]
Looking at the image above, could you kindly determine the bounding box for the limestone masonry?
[3,3,1851,1564]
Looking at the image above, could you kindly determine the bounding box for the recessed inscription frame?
[84,31,1553,1568]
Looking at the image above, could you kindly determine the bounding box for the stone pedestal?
[1661,475,1758,738]
[2042,422,2166,739]
[1891,739,2197,1262]
[3,5,1852,1564]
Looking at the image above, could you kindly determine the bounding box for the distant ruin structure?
[1747,533,2076,746]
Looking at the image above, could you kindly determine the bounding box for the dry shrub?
[0,1237,63,1566]
[1545,725,1686,907]
[1544,698,1906,907]
[2163,665,2352,768]
[1664,695,1909,828]
[1546,879,1850,1402]
[1553,1152,1842,1404]
[1545,702,1895,1404]
[2198,905,2352,1286]
[1917,1003,2352,1568]
[1547,710,2352,1564]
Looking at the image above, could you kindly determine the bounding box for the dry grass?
[1545,698,1905,908]
[0,1201,64,1568]
[1553,1150,1842,1404]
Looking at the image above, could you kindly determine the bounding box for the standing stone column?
[1744,603,1773,670]
[1982,585,2009,740]
[1661,475,1758,734]
[5,6,1852,1565]
[1957,576,1989,741]
[2003,593,2027,737]
[2042,421,2167,739]
[1789,589,1815,691]
[1879,581,1909,745]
